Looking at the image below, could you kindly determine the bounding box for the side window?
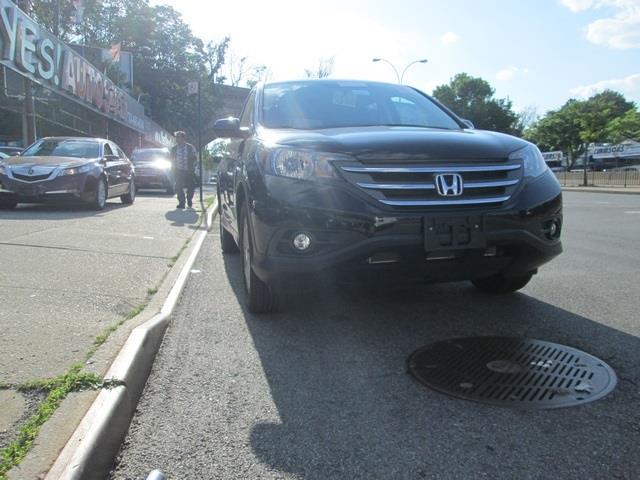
[104,143,114,156]
[239,91,256,129]
[116,146,127,159]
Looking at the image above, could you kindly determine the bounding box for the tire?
[220,215,239,253]
[90,178,108,210]
[121,179,136,204]
[471,272,534,294]
[239,207,277,313]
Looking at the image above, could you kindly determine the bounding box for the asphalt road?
[112,192,640,480]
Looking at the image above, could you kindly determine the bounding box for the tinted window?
[104,144,114,156]
[22,139,101,158]
[239,91,256,128]
[262,81,460,130]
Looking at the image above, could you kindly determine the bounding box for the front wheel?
[90,178,108,210]
[471,272,534,294]
[239,207,277,313]
[121,179,136,204]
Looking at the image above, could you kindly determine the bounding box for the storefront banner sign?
[0,0,144,133]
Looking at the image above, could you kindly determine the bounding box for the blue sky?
[152,0,640,115]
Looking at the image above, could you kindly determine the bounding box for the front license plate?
[424,215,485,251]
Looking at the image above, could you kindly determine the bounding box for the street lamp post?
[372,58,428,84]
[372,58,400,83]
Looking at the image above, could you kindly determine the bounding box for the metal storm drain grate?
[408,337,617,409]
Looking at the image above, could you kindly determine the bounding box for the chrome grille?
[338,160,522,208]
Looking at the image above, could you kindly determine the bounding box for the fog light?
[549,222,558,237]
[293,233,312,251]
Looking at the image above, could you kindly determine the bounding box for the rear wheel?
[121,179,136,204]
[239,207,277,313]
[471,272,534,294]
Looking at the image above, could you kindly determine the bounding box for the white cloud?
[495,66,528,81]
[570,72,640,99]
[560,0,640,49]
[440,32,460,45]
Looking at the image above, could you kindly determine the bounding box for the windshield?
[132,150,170,164]
[22,139,100,159]
[262,81,461,130]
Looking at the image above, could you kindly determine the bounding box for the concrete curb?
[44,201,218,480]
[562,187,640,195]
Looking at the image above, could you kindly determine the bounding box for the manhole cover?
[408,337,617,409]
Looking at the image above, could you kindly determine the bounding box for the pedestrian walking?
[170,131,197,209]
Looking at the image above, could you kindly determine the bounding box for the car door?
[114,144,133,191]
[222,90,256,235]
[102,142,121,196]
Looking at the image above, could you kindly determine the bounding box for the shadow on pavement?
[223,254,640,480]
[164,208,200,227]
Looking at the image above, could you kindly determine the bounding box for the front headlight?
[509,144,549,179]
[59,164,94,176]
[266,148,340,179]
[153,159,172,170]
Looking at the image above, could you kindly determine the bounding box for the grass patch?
[84,302,148,361]
[147,287,158,296]
[0,365,117,478]
[168,238,191,267]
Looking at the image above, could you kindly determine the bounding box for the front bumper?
[0,173,91,202]
[245,170,563,290]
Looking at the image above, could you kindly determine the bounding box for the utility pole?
[17,0,36,146]
[198,78,203,204]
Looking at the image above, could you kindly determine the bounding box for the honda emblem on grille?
[28,168,35,175]
[435,173,463,197]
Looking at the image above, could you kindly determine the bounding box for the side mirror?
[214,117,249,139]
[461,119,475,129]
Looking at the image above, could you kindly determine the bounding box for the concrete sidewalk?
[0,192,213,478]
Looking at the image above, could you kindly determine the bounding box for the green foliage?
[605,108,640,143]
[525,90,636,167]
[524,99,584,166]
[432,73,521,135]
[0,366,107,477]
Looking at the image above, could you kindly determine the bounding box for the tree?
[304,56,335,78]
[578,90,634,146]
[605,108,640,143]
[432,73,520,135]
[524,99,584,167]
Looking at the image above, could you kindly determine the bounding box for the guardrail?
[555,171,640,187]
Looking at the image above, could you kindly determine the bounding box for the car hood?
[4,156,94,168]
[259,126,529,160]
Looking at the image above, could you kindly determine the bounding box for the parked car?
[0,152,8,161]
[208,175,217,184]
[215,80,563,313]
[0,146,23,156]
[0,137,135,210]
[131,147,174,194]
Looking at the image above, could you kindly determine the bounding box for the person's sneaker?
[176,204,185,209]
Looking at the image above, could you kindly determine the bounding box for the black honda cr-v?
[215,80,562,313]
